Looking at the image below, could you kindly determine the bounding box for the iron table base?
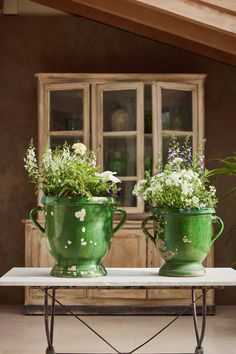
[42,286,207,354]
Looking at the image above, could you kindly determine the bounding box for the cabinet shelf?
[49,130,84,136]
[102,131,138,136]
[162,130,193,136]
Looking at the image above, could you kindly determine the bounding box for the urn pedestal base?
[159,262,206,277]
[51,263,107,278]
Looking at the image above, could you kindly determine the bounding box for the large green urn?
[142,208,224,277]
[30,196,127,278]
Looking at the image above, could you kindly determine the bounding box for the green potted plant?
[133,137,224,277]
[209,154,236,269]
[24,141,127,278]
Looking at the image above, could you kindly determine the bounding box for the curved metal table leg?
[192,287,207,354]
[44,287,56,354]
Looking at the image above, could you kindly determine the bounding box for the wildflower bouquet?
[24,141,121,198]
[133,137,217,209]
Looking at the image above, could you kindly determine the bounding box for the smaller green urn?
[142,208,224,277]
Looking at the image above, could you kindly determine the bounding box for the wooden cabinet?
[25,73,214,313]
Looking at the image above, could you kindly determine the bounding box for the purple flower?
[116,190,121,197]
[107,180,113,185]
[108,188,113,196]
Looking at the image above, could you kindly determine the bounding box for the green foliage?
[133,137,217,209]
[24,141,121,198]
[210,153,236,268]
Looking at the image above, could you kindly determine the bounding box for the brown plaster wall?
[0,16,236,305]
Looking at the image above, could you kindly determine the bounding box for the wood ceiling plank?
[31,0,236,66]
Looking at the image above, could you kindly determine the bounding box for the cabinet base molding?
[24,304,215,315]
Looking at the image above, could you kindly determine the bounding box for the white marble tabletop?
[0,267,236,288]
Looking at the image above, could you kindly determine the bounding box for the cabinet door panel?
[94,82,144,213]
[88,229,146,300]
[39,82,90,159]
[152,82,198,173]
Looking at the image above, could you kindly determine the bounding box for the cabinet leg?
[192,287,206,354]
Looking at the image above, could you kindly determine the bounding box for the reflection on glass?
[50,135,83,149]
[117,181,137,207]
[162,136,192,165]
[162,89,192,131]
[50,90,83,131]
[103,90,136,131]
[144,85,152,134]
[144,135,153,172]
[104,137,136,176]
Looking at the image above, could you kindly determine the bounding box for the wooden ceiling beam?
[32,0,236,66]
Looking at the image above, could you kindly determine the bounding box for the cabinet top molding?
[35,73,207,84]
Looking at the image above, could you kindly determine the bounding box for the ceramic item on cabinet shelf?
[145,110,152,134]
[111,102,129,131]
[162,111,171,130]
[108,151,126,176]
[133,136,224,277]
[24,141,127,278]
[144,156,152,172]
[66,116,78,130]
[170,107,182,130]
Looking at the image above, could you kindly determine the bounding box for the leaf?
[224,187,236,197]
[209,167,236,176]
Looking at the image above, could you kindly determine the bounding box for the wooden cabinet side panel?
[25,222,86,306]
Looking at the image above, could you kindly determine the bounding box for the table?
[1,267,236,354]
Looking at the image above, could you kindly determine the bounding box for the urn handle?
[212,215,224,244]
[142,215,156,244]
[29,206,45,235]
[112,207,127,234]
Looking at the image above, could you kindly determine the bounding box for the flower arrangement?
[24,141,121,198]
[133,137,217,209]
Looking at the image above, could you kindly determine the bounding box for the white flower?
[191,196,199,205]
[181,181,193,195]
[96,171,121,184]
[209,185,216,195]
[72,143,87,156]
[169,172,181,186]
[165,178,172,186]
[170,157,183,165]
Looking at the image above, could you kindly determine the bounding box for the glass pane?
[118,181,137,207]
[50,90,83,131]
[162,136,192,165]
[103,136,136,176]
[162,89,192,131]
[50,135,83,149]
[103,90,136,131]
[144,85,152,134]
[144,135,153,172]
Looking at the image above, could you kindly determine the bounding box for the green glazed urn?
[30,196,127,278]
[142,208,224,277]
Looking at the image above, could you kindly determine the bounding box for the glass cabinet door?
[44,83,90,149]
[95,83,144,213]
[152,82,198,168]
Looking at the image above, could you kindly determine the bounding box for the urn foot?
[51,263,107,278]
[159,262,206,277]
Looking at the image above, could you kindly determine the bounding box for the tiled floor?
[0,305,235,354]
